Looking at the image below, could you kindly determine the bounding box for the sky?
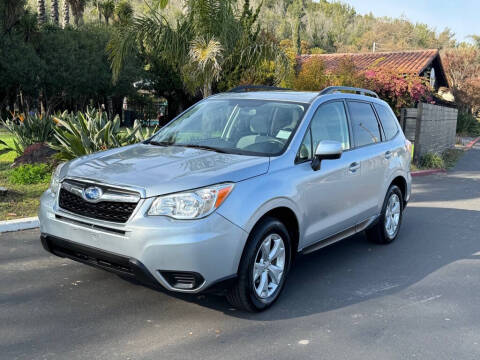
[341,0,480,43]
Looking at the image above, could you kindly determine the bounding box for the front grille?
[59,188,138,223]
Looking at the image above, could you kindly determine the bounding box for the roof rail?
[228,85,291,93]
[319,86,379,98]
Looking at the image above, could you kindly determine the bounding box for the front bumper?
[39,189,248,293]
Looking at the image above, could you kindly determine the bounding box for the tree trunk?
[37,0,46,25]
[62,0,70,27]
[51,0,59,25]
[69,1,85,27]
[97,2,102,23]
[203,82,212,98]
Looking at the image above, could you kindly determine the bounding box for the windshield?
[148,99,308,156]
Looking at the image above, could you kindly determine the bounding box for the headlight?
[50,162,66,195]
[148,183,234,219]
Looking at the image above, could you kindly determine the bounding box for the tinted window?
[347,101,381,147]
[310,102,350,151]
[374,103,399,141]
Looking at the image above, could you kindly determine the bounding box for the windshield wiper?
[179,144,227,153]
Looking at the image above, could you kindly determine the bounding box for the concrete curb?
[411,136,480,178]
[465,136,480,150]
[411,169,447,177]
[0,217,39,234]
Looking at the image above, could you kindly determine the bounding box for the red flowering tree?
[362,69,433,113]
[294,56,433,114]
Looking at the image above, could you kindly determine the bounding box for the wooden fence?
[399,103,458,163]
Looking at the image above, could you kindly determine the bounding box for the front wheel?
[227,217,292,312]
[366,185,404,244]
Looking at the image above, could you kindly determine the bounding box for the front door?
[296,101,363,247]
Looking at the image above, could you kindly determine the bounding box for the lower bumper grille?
[160,271,204,290]
[41,235,159,287]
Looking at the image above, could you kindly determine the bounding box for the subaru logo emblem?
[83,186,103,202]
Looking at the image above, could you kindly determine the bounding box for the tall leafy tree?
[1,0,26,34]
[442,46,480,113]
[287,0,305,55]
[470,35,480,48]
[108,0,287,98]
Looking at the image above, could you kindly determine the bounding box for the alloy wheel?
[385,193,401,238]
[252,233,286,299]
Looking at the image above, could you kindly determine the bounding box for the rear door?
[346,100,386,222]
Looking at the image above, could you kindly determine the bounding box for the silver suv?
[39,86,412,312]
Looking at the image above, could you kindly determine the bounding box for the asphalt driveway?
[1,144,480,360]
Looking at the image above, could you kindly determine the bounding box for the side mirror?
[311,140,343,171]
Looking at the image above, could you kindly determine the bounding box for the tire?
[227,217,292,312]
[366,185,404,244]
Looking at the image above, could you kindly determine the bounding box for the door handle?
[385,151,392,159]
[349,162,360,172]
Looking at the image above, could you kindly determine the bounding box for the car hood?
[63,144,270,197]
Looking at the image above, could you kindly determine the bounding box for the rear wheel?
[227,217,291,312]
[366,185,403,244]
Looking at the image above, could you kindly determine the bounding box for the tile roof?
[298,49,440,75]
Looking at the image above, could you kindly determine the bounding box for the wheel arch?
[390,175,408,207]
[241,202,302,268]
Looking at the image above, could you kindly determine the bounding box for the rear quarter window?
[374,103,400,141]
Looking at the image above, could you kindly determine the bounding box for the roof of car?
[210,91,320,104]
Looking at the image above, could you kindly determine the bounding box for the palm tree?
[92,0,103,23]
[101,0,115,25]
[67,0,87,26]
[187,37,224,97]
[37,0,46,25]
[108,0,287,98]
[51,0,59,25]
[62,0,70,27]
[115,0,134,26]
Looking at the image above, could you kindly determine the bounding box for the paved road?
[1,144,480,360]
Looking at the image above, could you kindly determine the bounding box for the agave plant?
[1,112,55,156]
[52,108,151,160]
[120,120,159,143]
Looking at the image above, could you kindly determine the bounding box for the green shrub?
[8,164,51,185]
[457,112,480,136]
[420,152,445,169]
[52,108,154,160]
[1,113,55,155]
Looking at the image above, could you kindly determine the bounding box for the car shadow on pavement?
[3,206,480,358]
[168,205,480,320]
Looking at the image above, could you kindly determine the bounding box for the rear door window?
[374,103,400,141]
[347,101,381,147]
